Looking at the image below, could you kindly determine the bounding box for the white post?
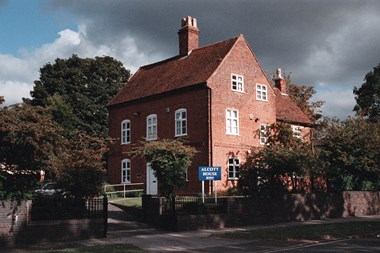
[214,181,218,204]
[123,184,126,198]
[202,181,205,203]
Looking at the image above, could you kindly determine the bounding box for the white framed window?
[175,108,187,137]
[226,109,239,135]
[256,84,268,101]
[260,124,269,145]
[231,74,244,92]
[121,159,131,184]
[292,125,303,139]
[146,114,157,140]
[228,157,240,180]
[121,119,131,144]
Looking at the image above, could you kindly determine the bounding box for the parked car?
[35,182,65,197]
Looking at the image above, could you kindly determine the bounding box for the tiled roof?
[274,88,313,126]
[108,34,312,127]
[108,36,239,106]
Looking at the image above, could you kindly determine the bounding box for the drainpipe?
[207,86,213,194]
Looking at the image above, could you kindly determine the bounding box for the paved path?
[6,202,380,252]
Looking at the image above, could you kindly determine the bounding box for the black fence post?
[171,195,177,230]
[103,194,108,237]
[171,195,176,215]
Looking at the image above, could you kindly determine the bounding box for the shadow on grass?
[220,221,380,241]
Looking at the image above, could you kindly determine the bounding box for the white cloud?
[0,24,158,106]
[0,80,31,105]
[314,85,356,119]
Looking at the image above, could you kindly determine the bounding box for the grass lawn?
[221,221,380,241]
[109,197,142,208]
[32,244,145,253]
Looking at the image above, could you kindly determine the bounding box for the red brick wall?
[207,36,277,191]
[0,200,28,247]
[108,87,210,194]
[143,191,380,231]
[343,191,380,217]
[0,200,104,248]
[108,36,311,195]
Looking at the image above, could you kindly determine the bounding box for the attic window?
[231,74,244,92]
[256,84,268,101]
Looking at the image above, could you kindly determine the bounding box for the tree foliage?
[239,123,321,197]
[0,104,67,174]
[0,104,67,198]
[25,54,131,138]
[0,104,107,198]
[353,62,380,122]
[56,132,108,199]
[272,72,324,122]
[318,118,380,191]
[1,55,126,198]
[288,83,324,122]
[131,139,197,198]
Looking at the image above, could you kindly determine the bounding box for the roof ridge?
[197,35,240,50]
[108,35,244,107]
[139,35,240,70]
[206,35,242,83]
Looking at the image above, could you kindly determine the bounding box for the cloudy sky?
[1,0,379,119]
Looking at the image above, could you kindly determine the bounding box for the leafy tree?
[288,83,324,122]
[25,54,131,138]
[353,62,380,122]
[0,104,67,175]
[318,117,380,191]
[0,104,67,198]
[0,104,107,199]
[131,139,197,199]
[0,96,4,104]
[239,123,322,196]
[57,132,108,199]
[272,72,324,122]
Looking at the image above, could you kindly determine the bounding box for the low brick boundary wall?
[0,200,105,248]
[0,200,29,247]
[343,191,380,216]
[143,191,380,231]
[16,218,104,246]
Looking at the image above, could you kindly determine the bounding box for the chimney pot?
[276,68,283,79]
[275,68,287,93]
[178,16,199,55]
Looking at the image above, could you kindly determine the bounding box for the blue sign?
[198,166,221,181]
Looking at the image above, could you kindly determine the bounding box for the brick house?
[107,16,312,195]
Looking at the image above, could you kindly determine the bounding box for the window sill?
[231,90,245,93]
[175,134,188,137]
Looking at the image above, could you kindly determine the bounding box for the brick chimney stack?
[275,68,287,93]
[178,16,199,56]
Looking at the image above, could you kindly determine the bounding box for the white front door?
[146,163,158,195]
